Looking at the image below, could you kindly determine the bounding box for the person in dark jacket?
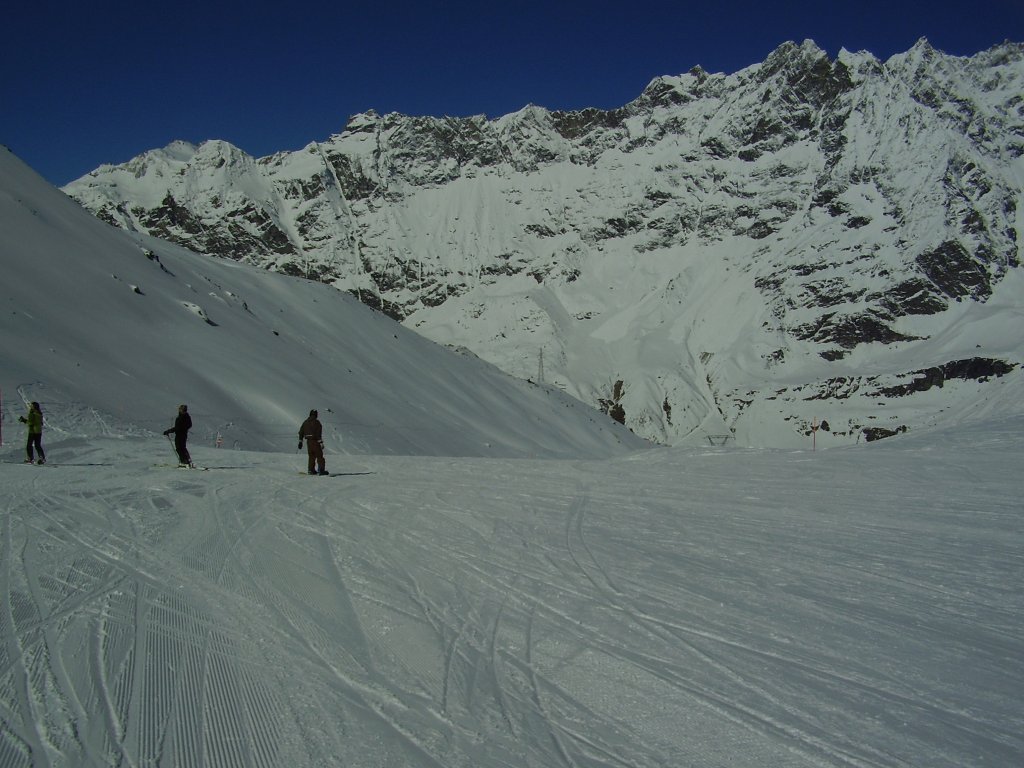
[298,409,328,475]
[19,401,45,464]
[163,404,194,467]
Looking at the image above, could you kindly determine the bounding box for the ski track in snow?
[1,429,1023,767]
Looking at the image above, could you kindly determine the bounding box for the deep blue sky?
[4,0,1022,186]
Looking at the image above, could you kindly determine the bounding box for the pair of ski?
[160,434,207,470]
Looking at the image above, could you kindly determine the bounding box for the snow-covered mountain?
[0,146,645,458]
[64,39,1024,447]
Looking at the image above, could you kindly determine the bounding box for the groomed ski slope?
[2,417,1021,767]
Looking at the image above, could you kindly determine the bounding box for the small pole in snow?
[812,417,818,451]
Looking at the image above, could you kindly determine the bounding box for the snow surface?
[2,146,1022,767]
[2,418,1022,766]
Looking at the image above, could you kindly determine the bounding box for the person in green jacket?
[19,401,45,464]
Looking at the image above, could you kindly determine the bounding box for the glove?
[298,441,303,449]
[163,429,171,436]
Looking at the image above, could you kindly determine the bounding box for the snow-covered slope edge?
[0,146,647,458]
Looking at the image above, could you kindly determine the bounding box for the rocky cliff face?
[65,39,1024,447]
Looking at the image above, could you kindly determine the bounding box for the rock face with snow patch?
[65,39,1024,447]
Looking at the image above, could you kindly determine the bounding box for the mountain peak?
[158,139,199,160]
[763,39,829,67]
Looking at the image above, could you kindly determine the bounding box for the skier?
[298,409,329,475]
[163,404,194,468]
[19,401,45,464]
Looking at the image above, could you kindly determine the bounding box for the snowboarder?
[163,404,194,468]
[19,401,45,464]
[298,409,328,475]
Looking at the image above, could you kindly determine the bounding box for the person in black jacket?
[298,409,328,475]
[163,404,193,468]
